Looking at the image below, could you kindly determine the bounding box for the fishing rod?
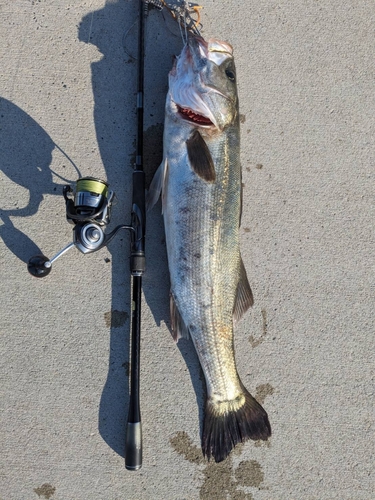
[124,0,148,471]
[26,0,152,472]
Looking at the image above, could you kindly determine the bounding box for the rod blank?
[125,0,147,471]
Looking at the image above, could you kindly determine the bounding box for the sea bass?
[148,35,271,462]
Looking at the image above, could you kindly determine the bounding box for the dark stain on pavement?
[261,309,267,337]
[235,460,264,488]
[33,484,56,499]
[249,308,268,348]
[170,431,204,465]
[255,383,274,406]
[170,381,275,497]
[170,431,268,499]
[104,310,129,328]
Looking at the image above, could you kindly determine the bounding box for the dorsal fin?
[186,129,216,182]
[233,257,254,323]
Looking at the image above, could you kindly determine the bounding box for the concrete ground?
[1,1,373,499]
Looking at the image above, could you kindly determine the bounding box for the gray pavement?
[1,1,374,499]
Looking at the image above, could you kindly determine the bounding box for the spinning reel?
[28,177,141,278]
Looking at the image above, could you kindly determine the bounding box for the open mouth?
[177,105,213,126]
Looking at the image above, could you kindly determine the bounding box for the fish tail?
[202,385,271,463]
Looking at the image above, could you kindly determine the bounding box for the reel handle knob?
[27,255,52,278]
[28,242,75,278]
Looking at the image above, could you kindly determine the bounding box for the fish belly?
[163,123,242,400]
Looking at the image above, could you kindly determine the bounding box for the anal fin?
[233,257,254,323]
[170,293,190,342]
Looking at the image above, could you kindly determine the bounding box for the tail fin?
[202,387,271,463]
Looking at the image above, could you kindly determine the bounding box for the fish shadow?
[79,1,206,457]
[0,97,79,263]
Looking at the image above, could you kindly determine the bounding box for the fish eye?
[225,68,236,81]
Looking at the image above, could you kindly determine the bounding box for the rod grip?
[125,422,142,471]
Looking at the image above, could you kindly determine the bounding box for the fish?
[147,34,271,462]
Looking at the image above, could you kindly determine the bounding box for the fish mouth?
[177,105,214,127]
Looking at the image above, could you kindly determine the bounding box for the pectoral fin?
[233,257,254,323]
[186,129,216,182]
[146,158,167,211]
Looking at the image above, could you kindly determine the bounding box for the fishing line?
[87,7,95,43]
[183,1,189,42]
[121,0,203,50]
[122,19,138,60]
[52,142,82,181]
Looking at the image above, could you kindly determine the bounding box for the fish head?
[168,35,238,131]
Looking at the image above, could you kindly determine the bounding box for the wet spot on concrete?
[254,439,271,448]
[261,309,267,336]
[239,114,246,124]
[170,431,205,465]
[104,310,129,328]
[255,383,275,406]
[249,308,267,348]
[170,432,267,499]
[235,460,264,488]
[249,335,262,348]
[34,484,56,499]
[200,458,250,500]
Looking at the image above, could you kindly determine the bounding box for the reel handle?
[27,222,134,278]
[27,242,75,278]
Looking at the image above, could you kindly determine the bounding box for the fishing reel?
[28,177,139,278]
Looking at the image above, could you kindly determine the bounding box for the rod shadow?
[79,0,205,458]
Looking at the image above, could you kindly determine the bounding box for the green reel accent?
[76,177,108,197]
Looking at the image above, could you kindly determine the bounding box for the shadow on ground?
[0,97,79,263]
[79,0,205,459]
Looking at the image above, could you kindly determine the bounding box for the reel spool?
[28,177,132,277]
[64,177,113,226]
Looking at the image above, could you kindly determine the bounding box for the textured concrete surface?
[0,1,374,499]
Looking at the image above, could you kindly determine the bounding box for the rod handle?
[125,422,142,471]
